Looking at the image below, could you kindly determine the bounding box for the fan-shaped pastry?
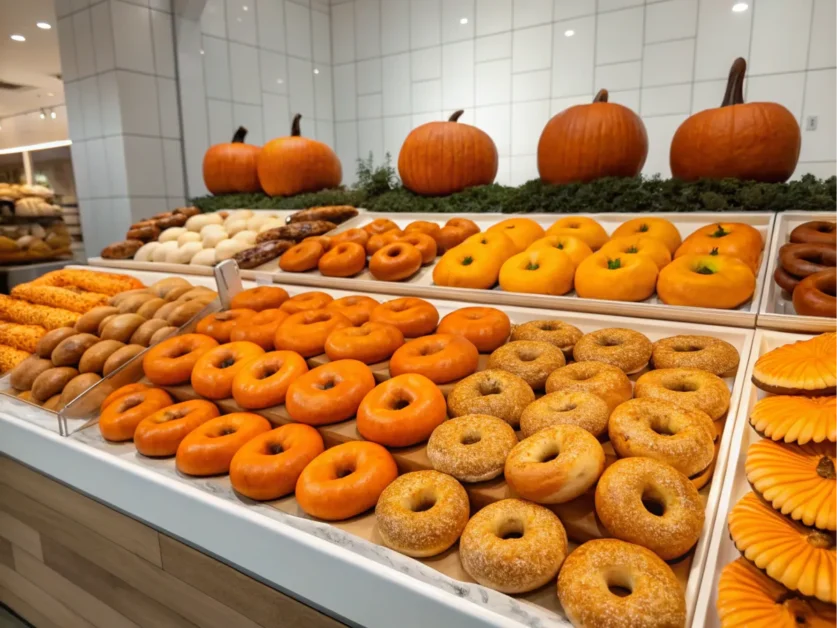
[717,557,836,628]
[746,439,836,530]
[750,396,836,445]
[728,492,835,603]
[752,333,836,396]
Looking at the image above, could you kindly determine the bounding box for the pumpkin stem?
[593,89,609,103]
[638,223,649,232]
[232,126,248,143]
[607,258,622,270]
[721,58,746,107]
[461,255,474,266]
[694,264,715,275]
[291,113,302,136]
[710,247,720,256]
[817,456,835,479]
[710,224,730,238]
[448,110,465,122]
[525,262,539,271]
[626,246,638,254]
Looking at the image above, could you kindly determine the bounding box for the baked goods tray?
[691,329,822,627]
[70,263,755,625]
[239,211,775,329]
[757,211,837,333]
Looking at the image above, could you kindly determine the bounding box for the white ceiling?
[0,0,65,118]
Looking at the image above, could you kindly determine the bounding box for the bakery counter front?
[0,265,761,628]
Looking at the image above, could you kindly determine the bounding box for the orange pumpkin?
[398,110,498,196]
[670,58,801,182]
[537,90,648,184]
[202,127,262,195]
[257,114,342,196]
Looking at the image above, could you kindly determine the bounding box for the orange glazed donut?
[279,291,333,314]
[389,334,479,384]
[176,412,271,476]
[370,297,439,337]
[274,309,352,357]
[143,333,219,385]
[230,286,289,311]
[191,341,265,399]
[295,441,398,520]
[397,233,437,264]
[229,424,324,500]
[369,242,423,281]
[285,359,376,425]
[98,388,173,442]
[366,228,404,255]
[330,227,369,248]
[196,309,256,343]
[404,220,443,244]
[326,295,379,325]
[356,373,447,447]
[437,307,511,352]
[325,322,404,365]
[231,350,309,409]
[302,234,332,251]
[229,308,288,350]
[279,240,324,272]
[318,242,366,277]
[101,382,149,412]
[447,217,480,238]
[363,217,399,235]
[134,399,220,457]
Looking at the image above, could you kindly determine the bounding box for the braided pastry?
[33,269,144,296]
[0,295,79,329]
[0,344,31,373]
[10,285,108,314]
[0,322,46,353]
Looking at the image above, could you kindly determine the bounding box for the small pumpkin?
[537,89,648,184]
[202,127,262,195]
[257,114,342,197]
[398,110,498,196]
[670,58,801,182]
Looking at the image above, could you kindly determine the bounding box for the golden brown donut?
[519,390,610,438]
[558,539,686,628]
[651,334,740,375]
[793,268,837,318]
[635,367,730,420]
[510,319,582,358]
[608,398,716,478]
[595,457,704,560]
[375,470,469,558]
[573,328,653,374]
[486,340,566,390]
[504,424,606,504]
[545,361,633,411]
[446,369,535,428]
[426,414,517,482]
[459,499,568,594]
[790,221,837,245]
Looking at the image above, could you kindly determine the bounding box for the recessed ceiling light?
[732,2,748,12]
[313,68,319,74]
[50,111,56,119]
[564,29,575,37]
[10,34,25,42]
[200,49,205,55]
[36,22,51,29]
[47,92,54,96]
[242,5,248,10]
[459,17,468,24]
[39,112,45,119]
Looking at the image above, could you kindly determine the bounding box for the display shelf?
[757,211,836,333]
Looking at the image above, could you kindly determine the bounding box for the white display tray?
[757,211,837,333]
[63,264,755,626]
[691,329,823,627]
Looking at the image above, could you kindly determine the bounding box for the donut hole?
[409,490,437,513]
[317,377,337,391]
[605,574,633,598]
[650,419,676,437]
[304,312,332,325]
[820,281,836,297]
[460,430,482,445]
[664,379,699,392]
[335,463,355,479]
[265,442,284,455]
[478,381,502,396]
[548,400,577,413]
[210,426,237,437]
[218,356,236,369]
[539,445,560,463]
[419,343,443,357]
[390,397,411,411]
[597,337,623,347]
[117,395,144,412]
[536,322,560,331]
[641,489,666,517]
[496,519,525,540]
[386,246,403,258]
[673,345,703,353]
[160,407,188,422]
[258,365,279,379]
[516,348,541,362]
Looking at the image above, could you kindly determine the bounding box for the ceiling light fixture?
[242,5,248,10]
[50,110,57,119]
[313,68,319,74]
[37,22,52,29]
[732,2,748,12]
[460,17,468,24]
[47,92,54,97]
[39,109,46,120]
[10,34,25,42]
[564,29,575,37]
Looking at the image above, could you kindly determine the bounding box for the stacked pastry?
[717,332,836,626]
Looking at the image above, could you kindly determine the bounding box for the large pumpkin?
[537,90,648,184]
[257,114,342,197]
[398,110,498,196]
[670,58,801,182]
[202,126,261,194]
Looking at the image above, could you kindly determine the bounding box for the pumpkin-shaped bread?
[752,333,836,396]
[746,439,836,531]
[728,492,835,603]
[717,557,836,628]
[749,396,836,445]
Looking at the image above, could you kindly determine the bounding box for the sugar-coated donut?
[793,268,836,318]
[595,457,704,560]
[98,387,173,442]
[370,297,439,337]
[447,369,535,428]
[285,359,376,425]
[545,361,633,411]
[609,398,716,477]
[519,390,610,438]
[635,367,730,420]
[375,470,469,557]
[295,441,398,520]
[557,538,686,628]
[324,321,404,365]
[231,350,309,409]
[574,328,653,374]
[651,335,740,375]
[459,499,568,594]
[190,341,265,400]
[510,319,582,358]
[389,334,479,384]
[176,412,272,476]
[229,424,324,500]
[143,333,219,385]
[229,308,288,350]
[426,414,518,482]
[505,424,605,504]
[230,286,289,311]
[274,309,352,357]
[487,340,566,390]
[325,295,379,325]
[437,307,511,352]
[134,399,220,457]
[279,291,333,314]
